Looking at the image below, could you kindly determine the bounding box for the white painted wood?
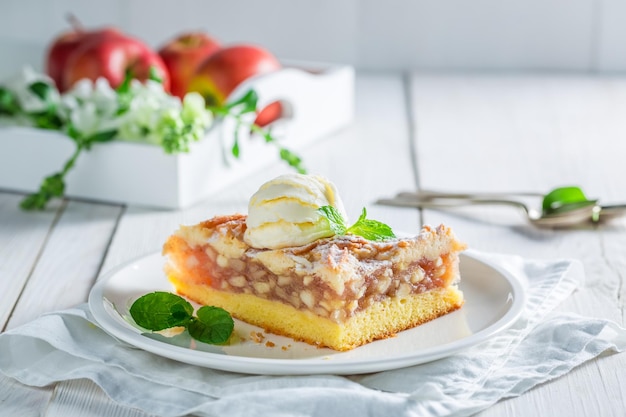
[2,0,624,72]
[302,73,417,231]
[0,193,61,330]
[410,74,626,197]
[46,380,156,417]
[594,0,626,72]
[408,73,626,417]
[5,201,122,329]
[0,374,54,417]
[0,0,127,77]
[126,0,358,65]
[358,0,596,71]
[0,198,120,416]
[1,71,625,416]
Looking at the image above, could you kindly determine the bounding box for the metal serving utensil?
[376,190,626,228]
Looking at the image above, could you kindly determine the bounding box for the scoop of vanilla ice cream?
[244,174,347,249]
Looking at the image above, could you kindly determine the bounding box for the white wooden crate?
[0,62,354,208]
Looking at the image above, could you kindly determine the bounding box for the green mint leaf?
[542,186,597,215]
[347,208,396,240]
[187,306,234,344]
[129,292,194,331]
[317,205,348,235]
[148,66,163,84]
[319,206,395,241]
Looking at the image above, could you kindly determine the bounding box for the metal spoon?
[400,190,626,222]
[376,190,626,228]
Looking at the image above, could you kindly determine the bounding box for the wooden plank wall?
[1,0,626,78]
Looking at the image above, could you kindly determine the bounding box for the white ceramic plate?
[88,250,526,375]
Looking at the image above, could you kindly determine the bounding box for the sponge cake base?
[169,274,464,351]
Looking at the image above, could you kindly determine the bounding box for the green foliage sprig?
[209,90,306,174]
[318,206,396,241]
[129,291,234,345]
[0,69,306,210]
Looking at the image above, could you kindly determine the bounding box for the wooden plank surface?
[0,374,53,417]
[1,72,625,416]
[0,193,62,330]
[0,198,122,416]
[408,73,626,417]
[5,201,122,329]
[39,73,417,416]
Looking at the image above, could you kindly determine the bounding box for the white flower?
[182,92,213,128]
[60,77,120,138]
[2,68,214,149]
[117,80,183,144]
[5,66,60,114]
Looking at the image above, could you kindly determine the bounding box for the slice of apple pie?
[163,174,465,351]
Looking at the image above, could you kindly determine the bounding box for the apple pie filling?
[166,229,458,324]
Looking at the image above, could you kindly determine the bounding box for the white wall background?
[1,0,626,77]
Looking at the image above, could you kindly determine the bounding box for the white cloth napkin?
[1,251,625,417]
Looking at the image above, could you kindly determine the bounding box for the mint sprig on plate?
[129,291,234,345]
[318,206,396,241]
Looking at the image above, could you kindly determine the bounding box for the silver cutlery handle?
[376,197,530,213]
[396,190,543,200]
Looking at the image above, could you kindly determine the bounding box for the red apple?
[158,32,221,99]
[63,34,170,92]
[45,27,123,91]
[189,44,280,105]
[188,44,283,126]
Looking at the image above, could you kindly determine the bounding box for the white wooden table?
[1,73,625,417]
